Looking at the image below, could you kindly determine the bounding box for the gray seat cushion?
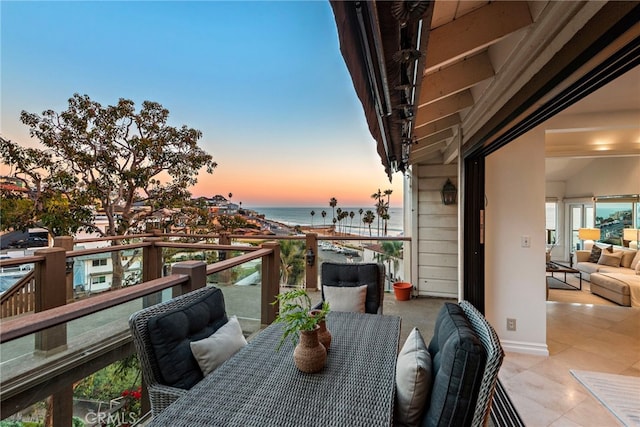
[147,287,228,389]
[422,303,486,427]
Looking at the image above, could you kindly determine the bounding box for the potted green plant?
[272,289,330,373]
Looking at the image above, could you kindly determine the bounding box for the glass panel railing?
[317,238,408,292]
[207,258,263,337]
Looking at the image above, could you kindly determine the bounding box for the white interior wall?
[564,156,640,197]
[486,126,548,356]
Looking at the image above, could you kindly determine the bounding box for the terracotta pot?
[393,282,412,301]
[293,326,327,373]
[309,309,332,350]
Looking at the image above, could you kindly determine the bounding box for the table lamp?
[623,228,639,249]
[578,228,600,250]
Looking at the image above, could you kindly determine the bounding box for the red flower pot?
[393,282,412,301]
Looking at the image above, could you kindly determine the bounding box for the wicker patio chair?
[459,300,505,427]
[128,286,228,415]
[318,262,385,314]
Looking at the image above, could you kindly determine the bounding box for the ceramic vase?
[293,326,327,373]
[309,309,332,350]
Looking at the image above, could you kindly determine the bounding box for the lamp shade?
[578,228,600,241]
[623,228,639,241]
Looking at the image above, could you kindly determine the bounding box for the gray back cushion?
[422,303,486,427]
[148,288,228,389]
[321,262,381,314]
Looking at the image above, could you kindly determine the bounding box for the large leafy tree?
[0,93,217,288]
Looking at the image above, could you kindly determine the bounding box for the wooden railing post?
[37,243,73,427]
[53,236,74,302]
[34,247,67,354]
[305,233,318,291]
[142,237,163,307]
[171,261,207,297]
[219,232,230,260]
[218,232,232,284]
[142,237,163,282]
[261,241,280,325]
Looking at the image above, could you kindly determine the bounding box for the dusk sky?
[0,1,404,208]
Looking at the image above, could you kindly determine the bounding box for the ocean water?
[250,207,403,236]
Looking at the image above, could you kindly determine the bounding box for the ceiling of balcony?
[411,1,640,166]
[331,1,640,178]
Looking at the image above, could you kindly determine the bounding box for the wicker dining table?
[149,311,401,427]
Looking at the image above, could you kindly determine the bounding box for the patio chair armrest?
[149,384,188,415]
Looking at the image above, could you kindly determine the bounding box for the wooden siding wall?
[416,163,459,297]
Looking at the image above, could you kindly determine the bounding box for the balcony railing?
[0,231,410,425]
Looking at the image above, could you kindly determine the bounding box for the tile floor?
[383,279,640,427]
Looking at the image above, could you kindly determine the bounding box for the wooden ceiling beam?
[420,52,495,105]
[414,114,460,140]
[415,90,474,126]
[425,1,532,71]
[410,142,449,164]
[414,128,454,151]
[442,135,459,165]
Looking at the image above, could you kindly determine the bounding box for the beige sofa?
[574,245,640,306]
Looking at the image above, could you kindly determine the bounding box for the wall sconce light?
[441,179,457,205]
[305,248,315,266]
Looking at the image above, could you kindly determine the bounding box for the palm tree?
[376,241,402,287]
[339,211,349,235]
[371,189,382,236]
[384,189,393,207]
[358,208,364,235]
[329,197,337,223]
[336,208,342,234]
[383,189,393,236]
[279,240,305,287]
[310,210,315,227]
[381,212,390,236]
[321,210,327,227]
[349,211,355,234]
[363,210,375,236]
[374,199,386,236]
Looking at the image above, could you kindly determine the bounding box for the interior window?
[545,202,557,244]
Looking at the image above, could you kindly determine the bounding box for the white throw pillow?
[190,315,247,376]
[395,327,432,427]
[323,284,367,313]
[597,250,623,267]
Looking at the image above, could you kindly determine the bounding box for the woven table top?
[150,311,401,426]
